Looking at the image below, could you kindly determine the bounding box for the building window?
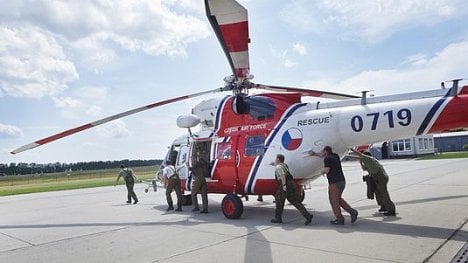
[245,135,265,156]
[392,139,412,152]
[405,139,411,151]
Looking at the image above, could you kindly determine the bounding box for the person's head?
[120,164,126,169]
[322,146,333,156]
[275,154,285,165]
[362,151,372,157]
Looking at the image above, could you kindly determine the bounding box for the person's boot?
[175,206,182,211]
[384,211,396,216]
[305,214,313,225]
[270,218,283,223]
[330,219,344,225]
[350,210,358,223]
[378,206,387,213]
[166,206,174,211]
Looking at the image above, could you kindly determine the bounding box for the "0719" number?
[351,109,411,132]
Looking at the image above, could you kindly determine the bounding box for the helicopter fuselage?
[165,85,468,197]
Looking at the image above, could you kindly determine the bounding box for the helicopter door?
[190,140,212,174]
[213,136,239,191]
[175,144,189,180]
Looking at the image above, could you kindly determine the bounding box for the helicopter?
[11,0,468,219]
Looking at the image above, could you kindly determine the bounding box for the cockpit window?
[248,96,275,120]
[232,95,275,120]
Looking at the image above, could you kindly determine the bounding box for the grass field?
[417,151,468,160]
[2,152,467,196]
[0,165,158,196]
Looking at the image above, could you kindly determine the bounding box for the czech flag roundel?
[281,128,303,151]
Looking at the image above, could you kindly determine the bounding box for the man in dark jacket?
[311,146,357,225]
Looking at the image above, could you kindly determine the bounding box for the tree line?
[0,159,162,176]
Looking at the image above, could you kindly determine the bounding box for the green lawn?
[417,151,468,160]
[0,166,158,196]
[2,152,468,196]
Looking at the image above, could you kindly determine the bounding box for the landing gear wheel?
[299,187,305,203]
[222,193,244,219]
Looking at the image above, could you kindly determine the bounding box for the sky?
[1,0,468,164]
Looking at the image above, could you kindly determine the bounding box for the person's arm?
[115,174,121,186]
[276,165,288,192]
[162,168,168,187]
[308,150,323,158]
[322,157,331,176]
[280,173,287,192]
[322,167,330,175]
[131,169,138,181]
[350,148,365,157]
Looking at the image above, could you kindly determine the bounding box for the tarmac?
[1,158,467,263]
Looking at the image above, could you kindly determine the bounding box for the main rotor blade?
[253,84,360,100]
[205,0,250,81]
[11,88,223,155]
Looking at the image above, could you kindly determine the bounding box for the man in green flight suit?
[189,156,209,213]
[350,148,396,216]
[271,154,313,225]
[115,164,138,204]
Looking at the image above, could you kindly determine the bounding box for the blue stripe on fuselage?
[416,89,452,135]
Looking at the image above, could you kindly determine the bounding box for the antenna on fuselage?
[448,79,463,96]
[360,90,374,105]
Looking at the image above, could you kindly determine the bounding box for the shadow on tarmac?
[1,196,467,243]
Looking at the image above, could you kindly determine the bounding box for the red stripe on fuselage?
[429,94,468,133]
[459,85,468,95]
[219,21,249,52]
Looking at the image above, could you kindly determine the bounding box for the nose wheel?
[221,193,244,219]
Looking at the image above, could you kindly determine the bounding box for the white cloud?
[284,59,297,68]
[0,123,23,138]
[0,1,210,98]
[0,1,210,57]
[293,43,307,56]
[75,86,108,101]
[281,0,468,42]
[269,45,299,68]
[96,120,131,138]
[0,26,78,98]
[303,40,468,95]
[52,97,82,108]
[86,105,103,116]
